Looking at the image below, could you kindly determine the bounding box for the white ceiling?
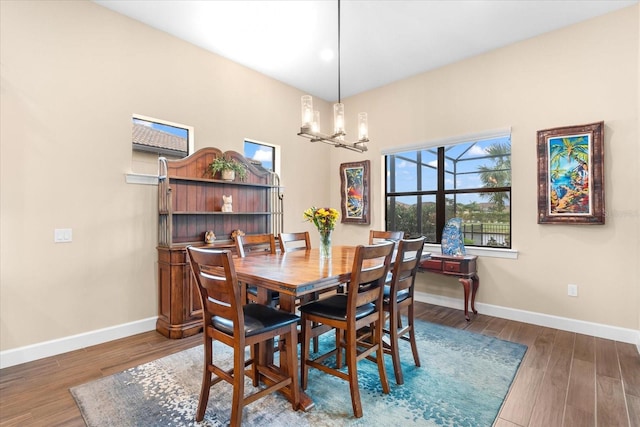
[93,0,637,102]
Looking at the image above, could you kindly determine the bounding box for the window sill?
[125,173,158,185]
[423,243,518,259]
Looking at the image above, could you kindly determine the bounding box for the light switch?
[54,228,72,243]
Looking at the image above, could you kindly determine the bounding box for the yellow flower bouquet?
[303,206,339,258]
[303,207,339,232]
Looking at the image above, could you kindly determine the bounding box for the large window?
[385,133,511,248]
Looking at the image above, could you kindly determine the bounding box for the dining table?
[227,244,427,411]
[230,245,357,410]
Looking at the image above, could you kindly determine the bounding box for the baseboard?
[2,297,639,370]
[414,291,640,351]
[0,317,157,369]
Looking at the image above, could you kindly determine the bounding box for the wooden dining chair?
[278,231,311,253]
[369,229,405,245]
[299,242,394,418]
[186,247,300,426]
[382,236,425,385]
[235,233,278,306]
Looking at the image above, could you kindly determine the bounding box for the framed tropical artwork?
[340,160,370,224]
[537,121,605,224]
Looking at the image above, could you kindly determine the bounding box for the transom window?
[132,114,194,158]
[244,139,278,174]
[385,132,511,248]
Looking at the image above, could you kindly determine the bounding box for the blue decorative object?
[441,217,466,256]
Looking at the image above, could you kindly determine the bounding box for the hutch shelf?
[156,147,283,338]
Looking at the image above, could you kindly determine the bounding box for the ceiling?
[93,0,637,102]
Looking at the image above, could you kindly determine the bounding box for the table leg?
[470,274,479,316]
[274,294,315,411]
[458,278,471,321]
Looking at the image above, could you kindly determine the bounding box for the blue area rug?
[71,320,526,426]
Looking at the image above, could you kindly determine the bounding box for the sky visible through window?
[390,136,510,205]
[244,141,274,171]
[133,118,188,139]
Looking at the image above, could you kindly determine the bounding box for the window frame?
[243,138,281,176]
[383,128,512,250]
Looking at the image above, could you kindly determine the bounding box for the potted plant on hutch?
[208,156,248,181]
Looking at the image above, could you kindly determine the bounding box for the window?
[385,132,511,248]
[244,139,278,174]
[132,114,194,158]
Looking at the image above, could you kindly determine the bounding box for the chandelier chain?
[337,0,341,104]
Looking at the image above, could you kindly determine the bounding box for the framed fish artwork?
[340,160,370,224]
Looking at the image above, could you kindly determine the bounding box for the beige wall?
[332,5,639,329]
[0,1,638,353]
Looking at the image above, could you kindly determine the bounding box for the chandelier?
[297,0,368,153]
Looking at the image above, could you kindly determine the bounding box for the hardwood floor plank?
[496,319,521,342]
[596,374,628,426]
[527,330,573,427]
[627,393,640,427]
[493,418,522,427]
[573,333,595,362]
[497,365,545,426]
[595,337,621,379]
[481,316,509,338]
[566,358,596,418]
[564,405,596,427]
[617,341,640,397]
[522,327,556,370]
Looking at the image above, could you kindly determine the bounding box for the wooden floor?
[1,302,638,426]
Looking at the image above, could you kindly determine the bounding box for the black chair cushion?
[383,285,410,305]
[212,304,299,337]
[298,294,375,321]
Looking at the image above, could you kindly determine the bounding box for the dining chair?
[278,231,311,253]
[368,230,406,290]
[235,233,278,306]
[382,236,425,385]
[298,242,395,418]
[186,246,300,426]
[369,229,405,246]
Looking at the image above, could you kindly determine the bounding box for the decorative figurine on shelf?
[204,230,216,244]
[231,229,245,241]
[441,217,466,256]
[221,195,233,212]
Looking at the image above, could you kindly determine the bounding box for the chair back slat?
[369,230,404,246]
[236,233,276,257]
[187,247,242,329]
[348,242,394,310]
[390,237,425,294]
[278,232,311,253]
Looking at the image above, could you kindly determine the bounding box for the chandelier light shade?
[297,0,368,153]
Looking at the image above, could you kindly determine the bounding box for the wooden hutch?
[156,147,283,338]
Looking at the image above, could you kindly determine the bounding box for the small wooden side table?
[419,253,479,321]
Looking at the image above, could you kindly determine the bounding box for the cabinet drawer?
[443,261,462,273]
[421,259,443,271]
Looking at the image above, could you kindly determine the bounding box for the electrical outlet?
[54,228,73,243]
[567,284,578,297]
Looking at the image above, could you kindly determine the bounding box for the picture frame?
[537,121,605,224]
[340,160,370,224]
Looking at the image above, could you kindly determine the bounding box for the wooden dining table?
[228,244,426,411]
[227,245,363,411]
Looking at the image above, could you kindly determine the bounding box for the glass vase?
[319,229,332,259]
